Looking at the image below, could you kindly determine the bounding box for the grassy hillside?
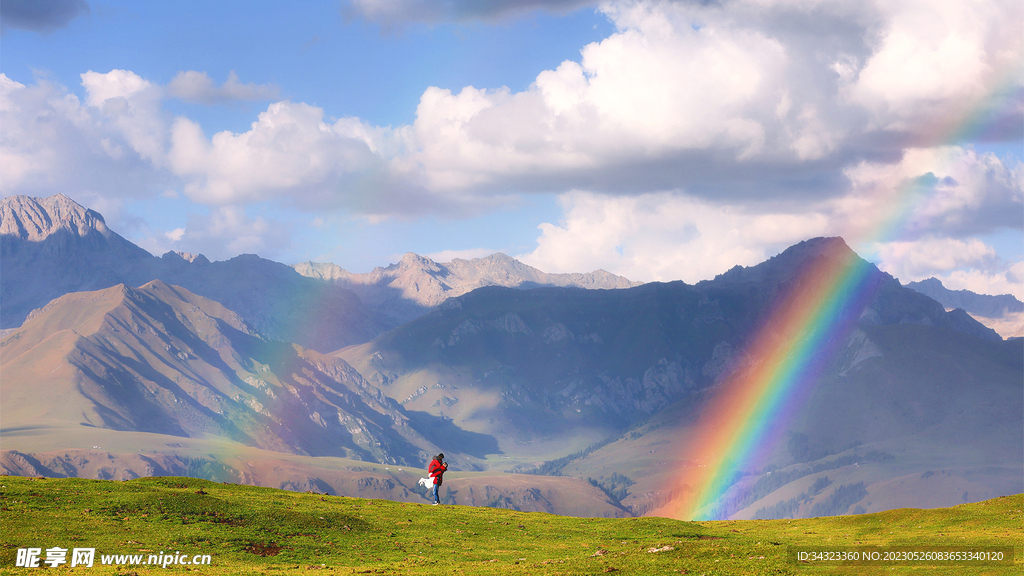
[1,476,1019,575]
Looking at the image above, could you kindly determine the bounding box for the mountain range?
[1,193,1020,520]
[294,252,641,326]
[1,195,636,350]
[905,277,1024,339]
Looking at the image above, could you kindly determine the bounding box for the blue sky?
[2,0,1022,298]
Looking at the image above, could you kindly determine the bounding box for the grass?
[0,476,1020,575]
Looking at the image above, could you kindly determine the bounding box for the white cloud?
[166,70,279,104]
[392,0,1021,201]
[165,227,185,242]
[941,261,1024,301]
[2,1,1021,284]
[167,101,385,203]
[0,73,163,197]
[518,144,1022,288]
[518,190,830,282]
[80,69,167,166]
[874,236,997,280]
[847,0,1023,134]
[6,1,1021,217]
[167,101,412,209]
[137,206,294,262]
[406,2,791,193]
[873,235,1024,300]
[835,146,1023,241]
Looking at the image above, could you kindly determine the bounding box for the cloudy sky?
[2,0,1022,297]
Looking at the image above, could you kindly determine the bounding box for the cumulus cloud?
[0,73,164,197]
[874,237,998,280]
[874,236,1023,300]
[519,144,1022,287]
[345,0,594,25]
[2,1,1021,288]
[392,0,1022,201]
[80,69,167,166]
[166,71,280,104]
[167,101,422,212]
[404,2,795,196]
[847,0,1023,137]
[518,190,831,282]
[136,205,295,262]
[835,146,1023,241]
[941,261,1024,301]
[5,1,1021,215]
[1,0,89,33]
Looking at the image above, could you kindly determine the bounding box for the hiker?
[427,453,447,505]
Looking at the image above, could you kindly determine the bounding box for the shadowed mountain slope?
[563,320,1022,519]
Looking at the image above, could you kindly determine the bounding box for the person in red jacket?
[428,453,447,505]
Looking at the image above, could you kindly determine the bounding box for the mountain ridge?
[2,194,643,351]
[294,251,642,326]
[905,277,1024,339]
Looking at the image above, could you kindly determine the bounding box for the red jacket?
[428,458,447,485]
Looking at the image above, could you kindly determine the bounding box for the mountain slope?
[0,280,435,465]
[294,252,641,326]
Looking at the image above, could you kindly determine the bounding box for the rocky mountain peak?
[397,252,440,271]
[708,237,862,287]
[161,250,211,265]
[0,194,113,241]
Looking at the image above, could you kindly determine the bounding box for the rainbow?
[663,70,1022,521]
[666,241,883,520]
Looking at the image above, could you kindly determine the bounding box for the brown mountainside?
[0,280,437,465]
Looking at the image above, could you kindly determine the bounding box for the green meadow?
[0,476,1019,575]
